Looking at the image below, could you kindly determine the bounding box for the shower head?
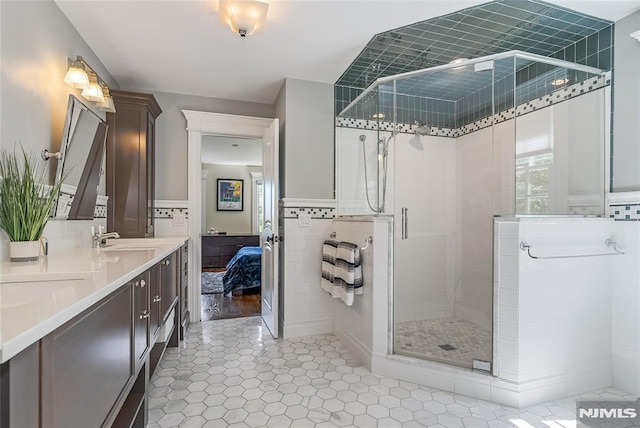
[413,120,431,136]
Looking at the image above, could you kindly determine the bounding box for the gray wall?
[276,78,334,199]
[202,163,261,234]
[613,10,640,192]
[151,91,274,200]
[0,0,117,157]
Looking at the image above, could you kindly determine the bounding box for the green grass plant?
[0,146,64,242]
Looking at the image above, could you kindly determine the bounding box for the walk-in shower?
[335,50,607,371]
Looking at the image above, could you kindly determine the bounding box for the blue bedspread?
[223,246,262,295]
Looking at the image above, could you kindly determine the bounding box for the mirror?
[53,95,108,220]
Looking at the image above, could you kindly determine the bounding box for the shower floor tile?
[395,317,492,368]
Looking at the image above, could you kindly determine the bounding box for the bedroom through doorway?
[200,136,264,321]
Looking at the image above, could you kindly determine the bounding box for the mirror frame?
[53,95,108,220]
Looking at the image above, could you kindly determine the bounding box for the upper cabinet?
[106,90,162,238]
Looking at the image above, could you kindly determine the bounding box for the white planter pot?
[10,241,40,262]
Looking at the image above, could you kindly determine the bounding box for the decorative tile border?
[282,207,335,220]
[280,199,336,219]
[154,200,189,219]
[337,76,608,138]
[610,205,640,221]
[94,205,107,219]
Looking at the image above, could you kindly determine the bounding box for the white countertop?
[0,237,188,363]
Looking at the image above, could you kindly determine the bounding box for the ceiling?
[202,136,262,165]
[54,0,640,106]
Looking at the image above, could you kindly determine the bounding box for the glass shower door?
[391,63,496,371]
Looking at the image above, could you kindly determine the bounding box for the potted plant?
[0,146,63,262]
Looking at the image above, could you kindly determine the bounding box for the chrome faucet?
[92,225,120,248]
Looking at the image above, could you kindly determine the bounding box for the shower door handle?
[401,207,408,240]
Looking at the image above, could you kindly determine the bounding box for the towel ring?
[361,236,372,250]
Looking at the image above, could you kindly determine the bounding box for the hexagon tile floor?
[147,316,636,428]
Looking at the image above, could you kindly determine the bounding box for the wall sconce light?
[218,0,268,37]
[63,56,115,112]
[63,58,90,88]
[96,87,116,113]
[81,74,105,103]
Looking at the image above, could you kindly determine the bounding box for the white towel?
[321,239,338,294]
[333,241,363,306]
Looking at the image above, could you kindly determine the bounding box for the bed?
[223,246,262,296]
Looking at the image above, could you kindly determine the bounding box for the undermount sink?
[99,245,156,252]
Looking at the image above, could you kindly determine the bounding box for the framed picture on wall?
[217,178,244,211]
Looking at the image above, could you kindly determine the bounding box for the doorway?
[184,110,280,338]
[200,136,263,321]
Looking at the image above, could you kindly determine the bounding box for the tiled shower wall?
[338,88,605,337]
[336,73,609,139]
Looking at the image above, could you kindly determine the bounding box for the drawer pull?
[140,279,146,288]
[163,259,170,266]
[139,310,150,320]
[153,295,162,303]
[134,281,140,287]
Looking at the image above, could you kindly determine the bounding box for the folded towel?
[321,239,338,294]
[333,241,363,306]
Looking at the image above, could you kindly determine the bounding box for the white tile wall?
[332,217,391,369]
[494,217,615,404]
[611,220,640,396]
[281,200,336,338]
[154,200,189,237]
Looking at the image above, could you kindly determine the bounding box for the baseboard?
[282,318,333,338]
[333,321,373,370]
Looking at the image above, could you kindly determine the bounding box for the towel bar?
[328,232,372,250]
[520,238,625,260]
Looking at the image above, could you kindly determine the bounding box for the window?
[515,152,552,215]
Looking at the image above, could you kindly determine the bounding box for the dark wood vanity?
[202,234,260,268]
[106,90,162,238]
[0,242,188,428]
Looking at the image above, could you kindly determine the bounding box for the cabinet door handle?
[134,280,140,287]
[139,310,150,319]
[153,295,162,303]
[140,279,146,288]
[163,259,170,266]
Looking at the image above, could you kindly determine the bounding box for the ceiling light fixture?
[218,0,268,38]
[64,55,115,112]
[449,58,469,70]
[371,113,385,119]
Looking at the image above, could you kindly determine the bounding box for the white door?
[261,119,279,338]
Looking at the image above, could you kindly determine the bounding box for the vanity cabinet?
[160,252,178,318]
[41,285,133,428]
[106,90,162,238]
[180,242,190,339]
[0,246,185,428]
[132,272,151,372]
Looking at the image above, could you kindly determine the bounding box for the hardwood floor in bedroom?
[201,288,261,321]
